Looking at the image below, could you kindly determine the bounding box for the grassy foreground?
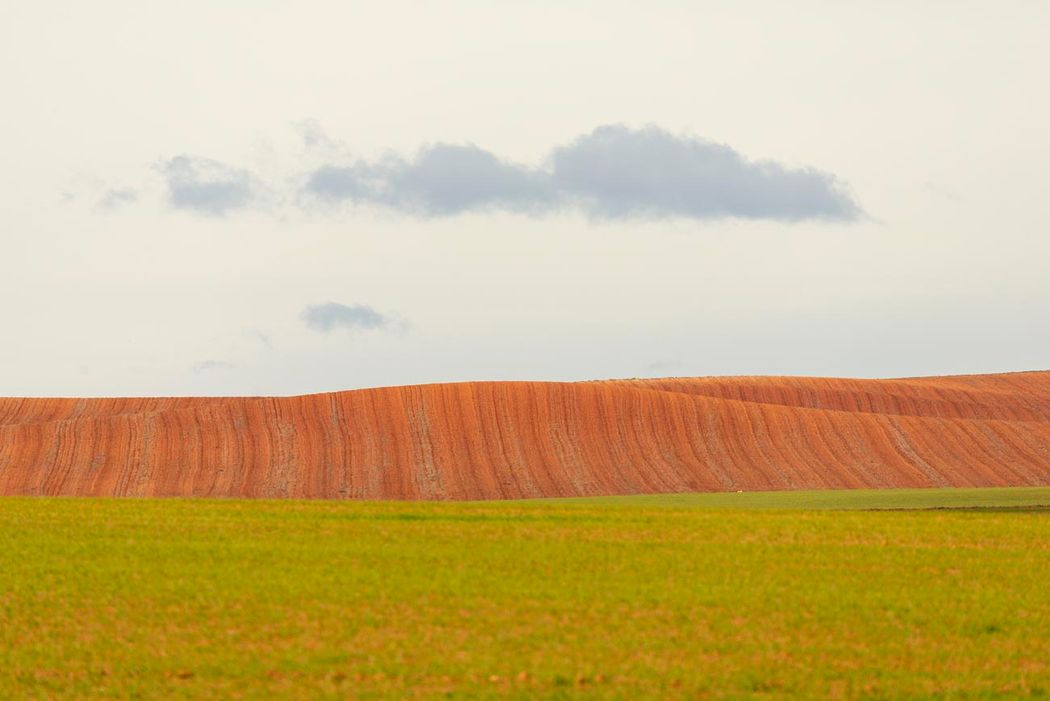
[1,490,1048,699]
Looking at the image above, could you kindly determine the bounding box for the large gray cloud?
[301,125,860,221]
[158,155,257,216]
[301,302,394,333]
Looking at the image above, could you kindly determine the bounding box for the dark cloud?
[158,155,256,216]
[96,187,139,210]
[300,124,860,222]
[301,302,394,333]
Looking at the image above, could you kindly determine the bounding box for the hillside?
[2,372,1049,499]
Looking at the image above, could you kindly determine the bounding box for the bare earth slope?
[1,372,1049,499]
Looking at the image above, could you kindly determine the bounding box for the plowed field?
[2,371,1049,499]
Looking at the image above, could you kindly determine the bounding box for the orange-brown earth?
[2,372,1049,499]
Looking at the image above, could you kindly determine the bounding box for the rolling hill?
[2,371,1049,499]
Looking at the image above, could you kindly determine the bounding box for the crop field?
[2,489,1048,699]
[5,372,1050,501]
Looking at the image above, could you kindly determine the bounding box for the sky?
[2,1,1049,396]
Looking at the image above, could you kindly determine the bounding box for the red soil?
[1,372,1049,499]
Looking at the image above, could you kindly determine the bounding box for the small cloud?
[157,155,257,216]
[191,360,236,373]
[300,302,396,333]
[96,187,139,210]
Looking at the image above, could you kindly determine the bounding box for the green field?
[2,488,1048,699]
[530,485,1050,510]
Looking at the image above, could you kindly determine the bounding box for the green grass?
[528,486,1050,510]
[1,490,1048,699]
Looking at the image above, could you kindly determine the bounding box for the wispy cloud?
[191,360,236,373]
[300,302,397,333]
[96,187,139,211]
[296,119,341,151]
[647,359,683,372]
[253,331,273,350]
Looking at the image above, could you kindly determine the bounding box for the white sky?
[2,1,1048,396]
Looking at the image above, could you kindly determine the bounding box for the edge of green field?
[6,485,1046,511]
[509,485,1050,510]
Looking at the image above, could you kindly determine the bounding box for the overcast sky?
[2,1,1048,396]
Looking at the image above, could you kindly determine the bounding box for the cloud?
[191,360,236,373]
[158,155,257,216]
[300,302,396,333]
[145,125,860,222]
[304,164,373,202]
[296,119,340,151]
[304,145,554,216]
[550,125,859,221]
[300,124,860,222]
[377,145,554,216]
[96,188,139,210]
[253,331,273,350]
